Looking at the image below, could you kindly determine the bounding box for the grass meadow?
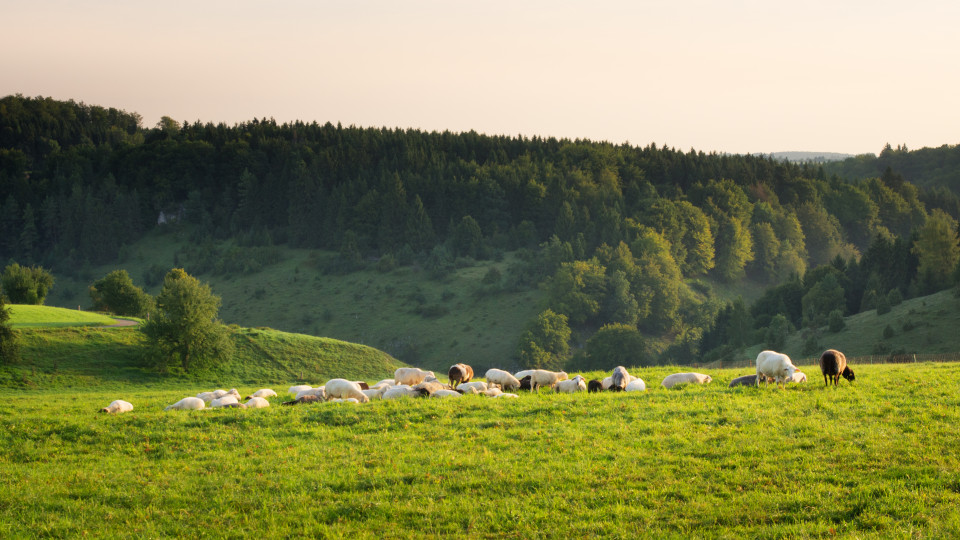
[2,363,959,538]
[7,305,119,329]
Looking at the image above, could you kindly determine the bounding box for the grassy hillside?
[745,289,960,363]
[2,316,404,390]
[8,304,119,328]
[1,363,958,537]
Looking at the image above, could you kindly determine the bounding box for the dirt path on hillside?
[101,318,139,328]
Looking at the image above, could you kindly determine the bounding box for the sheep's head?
[842,367,856,382]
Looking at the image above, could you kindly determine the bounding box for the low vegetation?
[1,363,958,537]
[7,304,118,328]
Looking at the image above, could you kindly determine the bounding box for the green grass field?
[1,363,958,537]
[7,304,119,328]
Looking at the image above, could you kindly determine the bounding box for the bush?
[882,325,895,339]
[887,288,903,307]
[581,323,648,371]
[1,263,54,305]
[764,314,794,351]
[802,334,821,356]
[828,309,845,333]
[376,254,397,273]
[0,295,19,365]
[876,295,891,315]
[89,270,154,317]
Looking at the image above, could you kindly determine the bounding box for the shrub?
[764,314,793,351]
[376,254,397,273]
[876,295,891,315]
[828,309,845,333]
[802,334,821,356]
[887,288,903,307]
[882,325,895,339]
[582,323,648,371]
[89,270,154,317]
[1,263,55,305]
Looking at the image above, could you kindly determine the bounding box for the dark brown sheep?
[518,375,532,391]
[587,379,604,393]
[819,349,856,386]
[448,363,474,387]
[281,394,322,406]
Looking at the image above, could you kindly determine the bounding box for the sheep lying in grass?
[394,367,436,386]
[282,395,322,406]
[245,397,270,408]
[728,374,759,387]
[625,378,647,392]
[495,393,519,398]
[197,389,227,402]
[361,387,388,401]
[165,397,205,411]
[295,387,326,401]
[287,385,313,395]
[529,370,568,391]
[99,400,133,414]
[211,395,239,408]
[485,369,521,391]
[431,389,462,398]
[661,372,713,389]
[457,381,488,393]
[790,372,807,383]
[325,379,370,403]
[482,387,503,397]
[448,363,474,387]
[329,398,360,404]
[555,375,586,393]
[244,389,277,400]
[819,349,855,386]
[383,386,420,400]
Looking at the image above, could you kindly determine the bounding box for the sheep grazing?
[513,369,535,381]
[353,381,371,390]
[518,376,532,391]
[413,380,450,396]
[244,389,277,400]
[394,367,436,386]
[728,374,759,388]
[625,378,647,392]
[755,350,798,389]
[245,397,270,408]
[601,376,614,390]
[790,372,807,383]
[587,379,604,393]
[287,385,313,395]
[485,369,521,391]
[448,363,474,387]
[211,395,239,408]
[324,379,371,403]
[610,366,630,392]
[529,370,568,391]
[661,373,713,389]
[457,381,488,393]
[164,397,205,411]
[819,349,856,386]
[99,400,133,414]
[555,375,587,393]
[282,395,322,406]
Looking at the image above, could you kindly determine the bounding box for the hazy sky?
[3,0,958,155]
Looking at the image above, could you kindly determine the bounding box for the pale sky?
[3,0,959,155]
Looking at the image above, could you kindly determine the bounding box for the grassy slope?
[746,289,960,363]
[8,304,118,328]
[0,363,958,537]
[3,320,404,390]
[44,229,544,373]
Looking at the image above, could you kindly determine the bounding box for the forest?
[2,94,960,367]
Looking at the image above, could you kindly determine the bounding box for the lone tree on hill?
[89,269,154,317]
[0,293,19,365]
[141,268,233,373]
[1,263,54,305]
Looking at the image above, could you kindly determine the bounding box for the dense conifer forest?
[3,94,960,366]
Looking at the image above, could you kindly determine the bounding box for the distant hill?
[767,151,855,163]
[823,143,960,194]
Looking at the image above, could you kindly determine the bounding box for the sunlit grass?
[8,304,118,328]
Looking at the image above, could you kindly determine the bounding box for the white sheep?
[288,385,313,395]
[555,375,587,393]
[225,389,242,401]
[529,370,568,391]
[790,371,807,383]
[601,376,614,390]
[329,397,360,404]
[244,397,270,408]
[196,389,228,402]
[164,397,205,411]
[361,387,388,400]
[245,389,278,399]
[324,379,370,403]
[661,373,713,389]
[485,369,521,391]
[625,378,647,392]
[513,369,535,381]
[383,387,420,400]
[755,350,798,388]
[99,400,133,414]
[211,395,239,408]
[482,387,503,397]
[457,381,488,393]
[295,387,326,401]
[394,367,436,386]
[431,389,462,398]
[495,393,519,398]
[610,366,630,391]
[372,379,396,389]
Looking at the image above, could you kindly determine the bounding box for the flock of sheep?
[98,350,856,414]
